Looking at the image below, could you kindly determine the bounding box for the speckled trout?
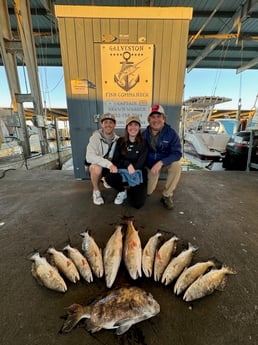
[80,230,104,278]
[30,252,67,293]
[174,260,216,295]
[60,287,160,335]
[63,244,93,283]
[103,225,123,288]
[47,247,80,283]
[142,232,163,278]
[161,243,198,286]
[183,265,237,302]
[153,235,179,282]
[123,219,142,280]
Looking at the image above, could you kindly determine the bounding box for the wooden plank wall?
[57,8,191,178]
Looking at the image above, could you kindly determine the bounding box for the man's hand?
[151,161,163,175]
[109,164,118,173]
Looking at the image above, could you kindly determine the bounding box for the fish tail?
[63,244,72,251]
[28,251,40,261]
[61,304,89,333]
[223,265,237,275]
[143,266,151,278]
[188,242,199,252]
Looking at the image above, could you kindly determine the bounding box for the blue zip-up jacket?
[143,123,182,168]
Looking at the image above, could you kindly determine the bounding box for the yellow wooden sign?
[71,79,89,95]
[101,44,153,127]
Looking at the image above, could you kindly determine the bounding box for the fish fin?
[116,323,132,335]
[47,255,56,268]
[31,263,37,277]
[31,265,44,287]
[61,304,89,333]
[115,313,152,335]
[216,277,227,291]
[85,320,101,333]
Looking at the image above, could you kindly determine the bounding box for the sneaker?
[160,196,174,210]
[114,190,127,205]
[101,177,112,189]
[93,191,104,205]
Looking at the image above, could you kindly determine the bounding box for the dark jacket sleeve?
[111,138,123,167]
[161,128,182,166]
[134,141,148,170]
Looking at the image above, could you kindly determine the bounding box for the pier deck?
[0,170,257,345]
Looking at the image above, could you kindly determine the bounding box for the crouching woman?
[105,115,148,209]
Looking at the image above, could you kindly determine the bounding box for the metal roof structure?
[2,0,258,73]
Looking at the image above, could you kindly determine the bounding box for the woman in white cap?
[105,115,148,208]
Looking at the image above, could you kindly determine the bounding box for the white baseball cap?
[149,104,165,117]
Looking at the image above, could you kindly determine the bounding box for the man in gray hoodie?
[86,113,119,205]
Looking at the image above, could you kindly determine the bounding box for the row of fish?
[30,244,93,293]
[30,218,236,301]
[126,223,236,301]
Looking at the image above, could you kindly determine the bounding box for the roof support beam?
[196,33,258,41]
[14,0,48,154]
[237,57,258,73]
[187,0,252,72]
[188,0,225,48]
[0,0,31,157]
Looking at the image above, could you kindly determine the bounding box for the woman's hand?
[127,164,135,174]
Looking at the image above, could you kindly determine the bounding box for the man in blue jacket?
[143,104,182,210]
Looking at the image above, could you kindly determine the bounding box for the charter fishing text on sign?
[101,44,154,128]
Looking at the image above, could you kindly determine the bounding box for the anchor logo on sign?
[114,52,146,92]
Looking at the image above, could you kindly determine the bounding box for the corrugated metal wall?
[56,6,192,178]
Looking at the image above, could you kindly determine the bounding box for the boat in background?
[0,118,72,171]
[182,96,238,168]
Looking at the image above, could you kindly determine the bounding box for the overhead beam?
[187,57,255,63]
[14,0,49,154]
[237,57,258,73]
[55,5,193,19]
[0,0,31,157]
[188,0,225,48]
[196,33,258,41]
[192,10,258,19]
[187,1,250,72]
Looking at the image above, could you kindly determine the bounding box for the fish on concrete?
[142,232,163,278]
[30,252,67,293]
[153,235,179,282]
[161,243,198,286]
[174,260,216,295]
[60,286,160,335]
[47,247,80,283]
[63,244,93,283]
[80,230,104,278]
[183,265,237,302]
[103,225,123,288]
[123,219,142,280]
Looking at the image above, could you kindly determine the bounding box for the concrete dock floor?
[0,169,257,345]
